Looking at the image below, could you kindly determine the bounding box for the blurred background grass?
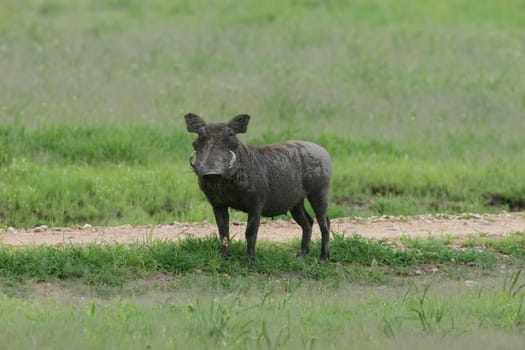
[1,0,524,227]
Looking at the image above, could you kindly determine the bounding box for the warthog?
[185,113,332,260]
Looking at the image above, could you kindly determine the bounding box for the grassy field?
[1,0,525,227]
[1,1,525,348]
[1,275,525,349]
[1,234,525,349]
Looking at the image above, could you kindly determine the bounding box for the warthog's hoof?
[319,252,331,262]
[220,246,231,258]
[295,250,310,258]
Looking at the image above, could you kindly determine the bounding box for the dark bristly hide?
[185,113,332,260]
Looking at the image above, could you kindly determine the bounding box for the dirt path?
[1,212,524,246]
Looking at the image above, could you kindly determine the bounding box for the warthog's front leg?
[245,209,262,260]
[213,206,231,257]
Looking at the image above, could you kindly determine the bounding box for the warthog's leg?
[290,200,314,256]
[307,192,331,261]
[245,209,262,260]
[213,206,231,257]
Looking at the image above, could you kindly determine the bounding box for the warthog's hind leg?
[245,209,262,261]
[307,192,331,261]
[290,200,314,256]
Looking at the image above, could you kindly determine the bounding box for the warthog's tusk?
[228,150,236,169]
[189,151,196,167]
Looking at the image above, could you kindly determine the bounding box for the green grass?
[0,233,524,349]
[2,234,524,286]
[1,125,524,227]
[2,2,525,348]
[2,278,524,350]
[1,0,525,227]
[1,235,525,349]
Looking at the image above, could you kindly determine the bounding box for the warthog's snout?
[190,150,236,179]
[201,173,224,181]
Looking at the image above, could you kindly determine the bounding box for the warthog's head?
[185,113,250,179]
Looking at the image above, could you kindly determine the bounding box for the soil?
[1,212,524,246]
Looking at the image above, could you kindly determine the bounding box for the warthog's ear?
[228,114,250,134]
[185,113,206,133]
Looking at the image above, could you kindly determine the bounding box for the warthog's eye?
[224,131,238,149]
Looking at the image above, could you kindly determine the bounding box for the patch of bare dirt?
[1,212,524,246]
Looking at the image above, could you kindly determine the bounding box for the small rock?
[83,224,92,229]
[7,227,15,232]
[465,280,479,288]
[34,225,48,232]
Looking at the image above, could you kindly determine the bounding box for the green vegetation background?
[1,0,524,227]
[1,2,525,349]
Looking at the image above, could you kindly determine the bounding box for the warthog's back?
[252,140,331,217]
